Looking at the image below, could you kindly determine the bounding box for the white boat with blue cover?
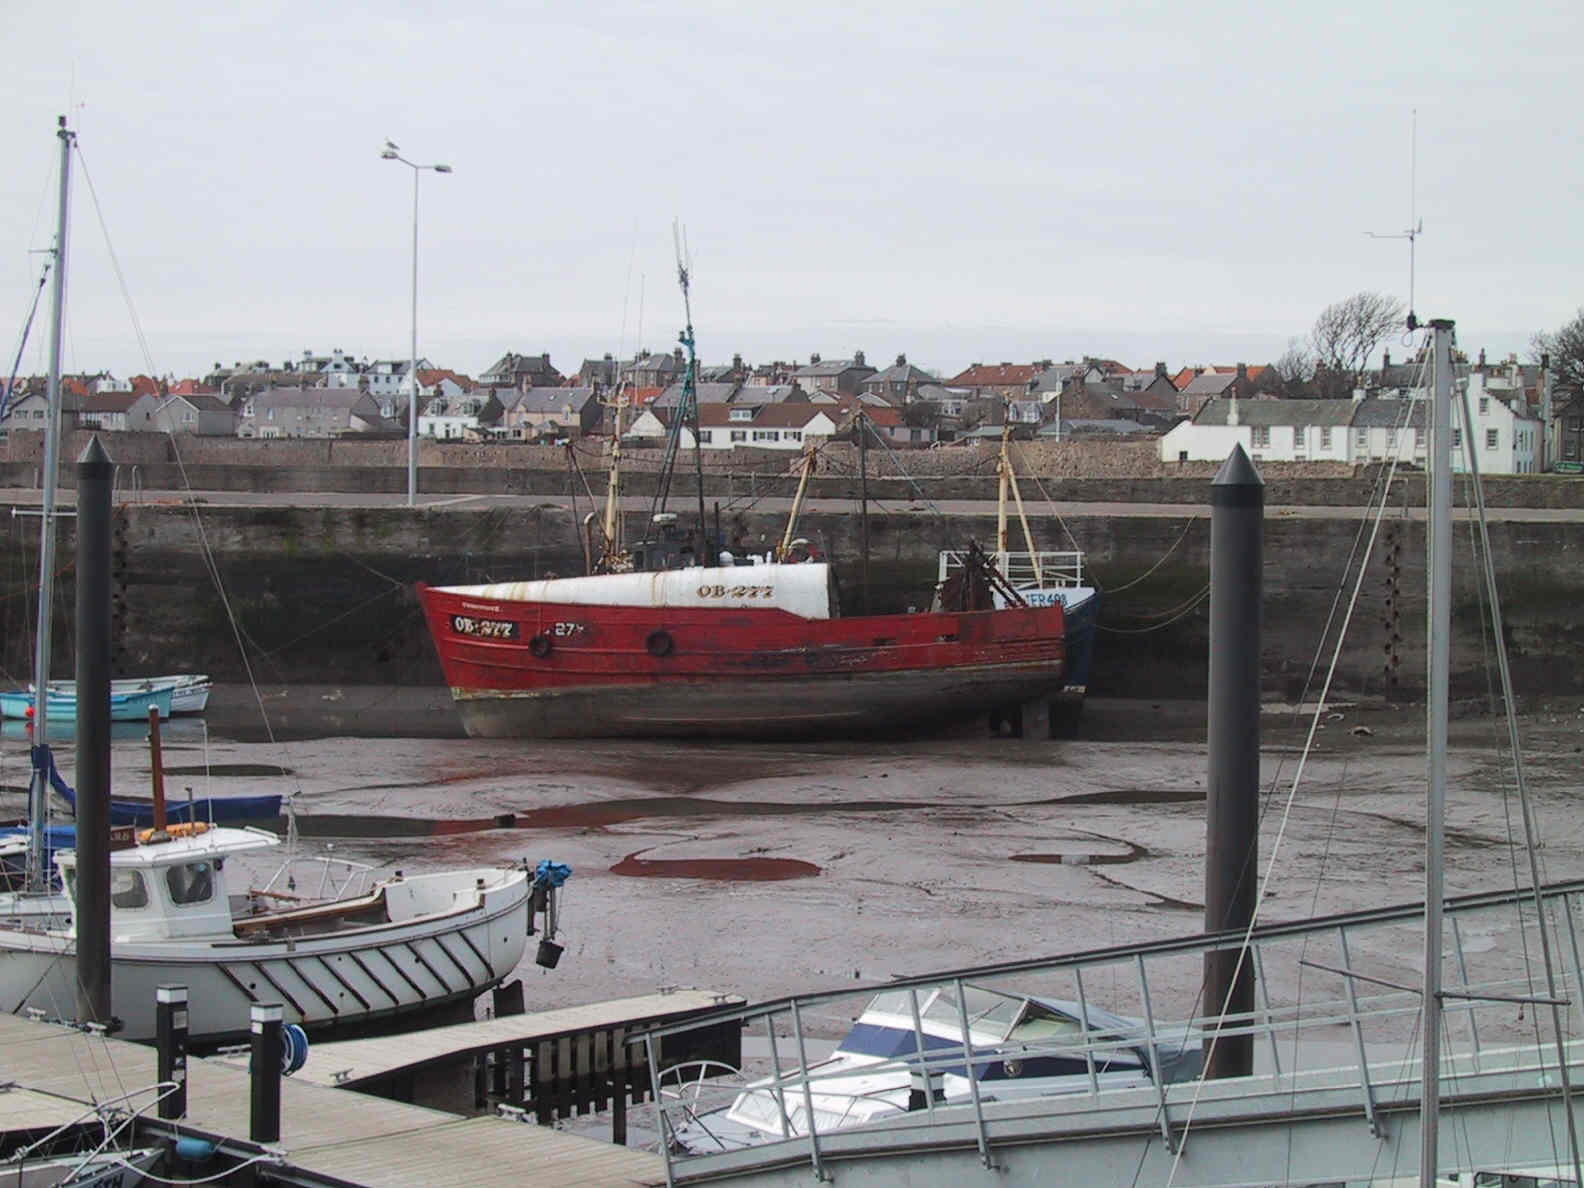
[670,982,1198,1154]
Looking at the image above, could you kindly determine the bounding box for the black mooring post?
[74,436,114,1028]
[1204,443,1263,1079]
[250,1003,284,1143]
[156,984,189,1120]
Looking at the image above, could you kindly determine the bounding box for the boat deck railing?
[635,879,1584,1186]
[938,549,1086,589]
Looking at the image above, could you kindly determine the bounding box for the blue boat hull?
[0,686,176,722]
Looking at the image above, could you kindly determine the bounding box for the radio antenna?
[1366,108,1423,330]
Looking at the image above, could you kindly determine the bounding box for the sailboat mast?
[26,116,75,893]
[673,222,708,561]
[1419,317,1453,1187]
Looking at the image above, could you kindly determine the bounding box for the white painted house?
[1453,373,1541,474]
[1158,398,1357,463]
[627,403,838,450]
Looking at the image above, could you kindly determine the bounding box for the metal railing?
[636,879,1584,1186]
[938,549,1086,589]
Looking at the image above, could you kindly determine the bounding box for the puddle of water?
[516,796,917,830]
[164,763,289,778]
[1020,789,1203,807]
[610,851,821,881]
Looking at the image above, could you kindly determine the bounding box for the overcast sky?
[4,0,1579,383]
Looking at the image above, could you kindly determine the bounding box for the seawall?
[2,493,1578,705]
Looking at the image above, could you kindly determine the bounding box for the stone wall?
[2,496,1580,704]
[2,429,1580,507]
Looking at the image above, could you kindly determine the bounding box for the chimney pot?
[896,354,906,366]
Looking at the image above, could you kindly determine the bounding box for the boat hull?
[1,686,175,722]
[0,868,530,1043]
[417,578,1067,740]
[451,663,1071,739]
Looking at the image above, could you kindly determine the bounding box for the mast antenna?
[1365,107,1422,330]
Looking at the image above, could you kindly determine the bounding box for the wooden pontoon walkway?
[0,1013,665,1187]
[282,989,740,1090]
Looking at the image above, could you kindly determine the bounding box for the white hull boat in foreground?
[0,823,568,1044]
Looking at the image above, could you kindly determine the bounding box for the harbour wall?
[3,430,1582,508]
[1,494,1578,705]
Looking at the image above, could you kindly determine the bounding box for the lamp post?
[380,140,451,506]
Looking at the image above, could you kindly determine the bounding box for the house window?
[752,429,780,442]
[786,430,802,442]
[183,411,194,423]
[1478,396,1489,415]
[1452,428,1462,448]
[1354,429,1368,448]
[729,408,753,422]
[1486,428,1498,450]
[1293,426,1307,451]
[1414,428,1423,448]
[729,429,746,442]
[1252,426,1271,447]
[1321,427,1334,449]
[698,429,713,443]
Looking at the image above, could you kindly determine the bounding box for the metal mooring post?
[74,436,115,1028]
[1204,443,1263,1078]
[156,985,189,1119]
[250,1003,284,1143]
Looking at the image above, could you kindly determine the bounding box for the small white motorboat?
[0,821,568,1043]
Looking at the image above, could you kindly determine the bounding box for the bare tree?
[1309,292,1405,398]
[1531,309,1584,396]
[1271,338,1317,396]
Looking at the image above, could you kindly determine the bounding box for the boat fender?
[528,634,553,659]
[645,629,675,658]
[175,1137,217,1162]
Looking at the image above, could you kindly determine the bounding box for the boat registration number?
[451,615,519,640]
[697,584,775,599]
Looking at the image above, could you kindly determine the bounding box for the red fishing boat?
[415,559,1066,739]
[417,228,1068,739]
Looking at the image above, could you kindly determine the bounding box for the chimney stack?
[1155,361,1168,379]
[896,353,907,367]
[854,350,865,366]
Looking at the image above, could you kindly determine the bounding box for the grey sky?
[5,0,1579,383]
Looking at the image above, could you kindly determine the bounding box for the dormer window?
[729,408,754,422]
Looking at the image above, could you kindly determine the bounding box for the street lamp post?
[380,140,451,507]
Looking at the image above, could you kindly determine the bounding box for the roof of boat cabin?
[57,825,281,868]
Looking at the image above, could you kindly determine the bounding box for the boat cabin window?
[112,869,150,910]
[165,861,215,906]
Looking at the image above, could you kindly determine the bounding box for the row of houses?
[1160,373,1550,474]
[3,344,1580,474]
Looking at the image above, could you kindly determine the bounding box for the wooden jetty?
[0,1007,686,1186]
[222,989,745,1131]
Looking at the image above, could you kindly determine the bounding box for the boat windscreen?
[923,984,1024,1040]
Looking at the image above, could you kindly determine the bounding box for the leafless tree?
[1531,309,1584,396]
[1309,292,1405,398]
[1270,338,1317,396]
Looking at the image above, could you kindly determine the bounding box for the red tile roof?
[169,379,214,396]
[946,363,1039,388]
[129,375,159,397]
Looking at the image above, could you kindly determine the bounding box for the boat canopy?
[440,562,834,620]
